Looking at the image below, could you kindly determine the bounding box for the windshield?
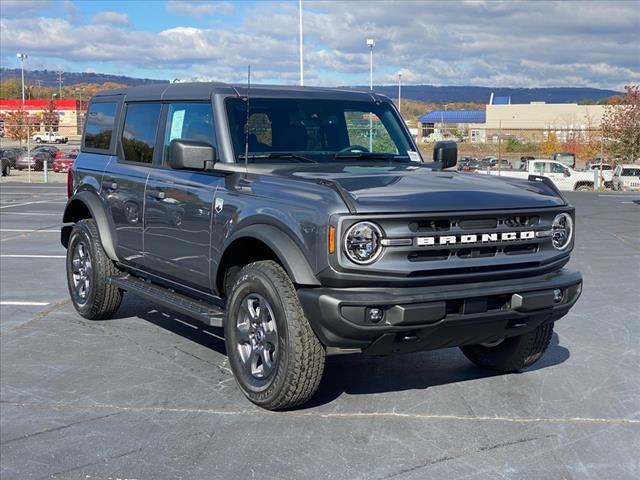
[225,98,416,163]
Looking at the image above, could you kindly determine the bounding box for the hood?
[271,163,566,213]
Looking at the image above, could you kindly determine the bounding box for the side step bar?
[109,275,224,328]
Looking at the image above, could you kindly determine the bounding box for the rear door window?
[121,103,161,164]
[162,102,216,166]
[84,102,117,151]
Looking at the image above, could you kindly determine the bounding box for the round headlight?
[344,221,384,264]
[551,213,573,250]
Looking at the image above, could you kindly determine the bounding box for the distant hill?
[0,68,167,88]
[0,68,619,103]
[355,85,620,104]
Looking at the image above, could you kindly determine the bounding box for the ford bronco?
[62,83,582,410]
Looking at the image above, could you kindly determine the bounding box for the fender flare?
[61,191,119,261]
[222,224,320,286]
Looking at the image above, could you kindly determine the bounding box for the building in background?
[418,94,609,145]
[0,99,84,136]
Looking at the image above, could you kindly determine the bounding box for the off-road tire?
[460,322,554,372]
[1,164,9,176]
[66,219,123,320]
[224,260,325,410]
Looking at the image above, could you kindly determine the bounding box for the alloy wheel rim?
[236,293,279,380]
[71,241,92,303]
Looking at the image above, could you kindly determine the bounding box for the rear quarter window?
[84,102,118,151]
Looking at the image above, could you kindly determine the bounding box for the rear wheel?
[460,322,554,372]
[575,183,593,192]
[35,138,42,143]
[66,219,123,320]
[1,164,9,176]
[224,260,325,410]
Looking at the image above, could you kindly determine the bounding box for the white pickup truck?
[32,131,68,144]
[477,159,612,191]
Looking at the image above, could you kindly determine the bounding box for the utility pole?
[299,0,304,86]
[35,79,43,99]
[57,70,63,99]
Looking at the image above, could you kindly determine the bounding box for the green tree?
[602,85,640,160]
[0,79,23,99]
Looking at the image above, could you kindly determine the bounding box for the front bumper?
[298,268,582,355]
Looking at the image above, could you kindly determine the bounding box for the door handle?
[154,191,165,200]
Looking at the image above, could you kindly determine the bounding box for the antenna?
[244,64,251,169]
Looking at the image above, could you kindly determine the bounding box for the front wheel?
[1,164,9,176]
[224,260,325,410]
[575,184,593,192]
[66,219,123,319]
[460,322,554,372]
[35,138,42,143]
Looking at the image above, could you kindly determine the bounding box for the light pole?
[299,0,304,86]
[16,53,31,182]
[16,53,27,105]
[366,38,375,150]
[398,72,402,117]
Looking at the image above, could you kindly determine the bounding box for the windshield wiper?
[333,152,409,162]
[238,152,318,163]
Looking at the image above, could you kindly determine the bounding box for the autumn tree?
[602,84,640,161]
[42,100,59,132]
[540,132,560,156]
[4,107,29,143]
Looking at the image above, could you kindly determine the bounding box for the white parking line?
[0,212,60,216]
[0,254,65,258]
[0,200,54,209]
[0,301,50,306]
[0,229,59,233]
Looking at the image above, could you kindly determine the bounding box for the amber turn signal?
[328,225,336,254]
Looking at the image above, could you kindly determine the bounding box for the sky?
[1,0,639,89]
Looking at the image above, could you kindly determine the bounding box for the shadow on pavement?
[113,295,570,408]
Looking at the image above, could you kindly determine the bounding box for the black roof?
[94,82,387,102]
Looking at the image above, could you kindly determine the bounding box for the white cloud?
[92,11,129,26]
[0,1,638,89]
[165,1,234,18]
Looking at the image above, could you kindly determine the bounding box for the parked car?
[491,159,513,170]
[612,164,640,191]
[61,83,582,410]
[0,147,24,169]
[478,159,612,191]
[15,151,51,171]
[456,157,477,171]
[32,145,59,158]
[32,131,68,144]
[52,151,78,173]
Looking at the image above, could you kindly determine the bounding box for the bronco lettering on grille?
[416,231,536,246]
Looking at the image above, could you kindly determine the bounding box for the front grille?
[336,208,570,281]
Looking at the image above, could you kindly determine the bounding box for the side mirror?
[432,141,457,169]
[563,168,570,178]
[169,139,216,170]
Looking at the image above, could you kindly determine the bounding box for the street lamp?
[398,72,402,117]
[16,53,27,105]
[16,53,31,181]
[366,38,375,150]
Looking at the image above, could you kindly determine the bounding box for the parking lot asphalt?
[1,183,639,480]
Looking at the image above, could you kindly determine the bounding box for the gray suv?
[62,83,582,410]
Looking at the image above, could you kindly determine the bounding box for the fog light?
[553,289,564,303]
[366,307,384,323]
